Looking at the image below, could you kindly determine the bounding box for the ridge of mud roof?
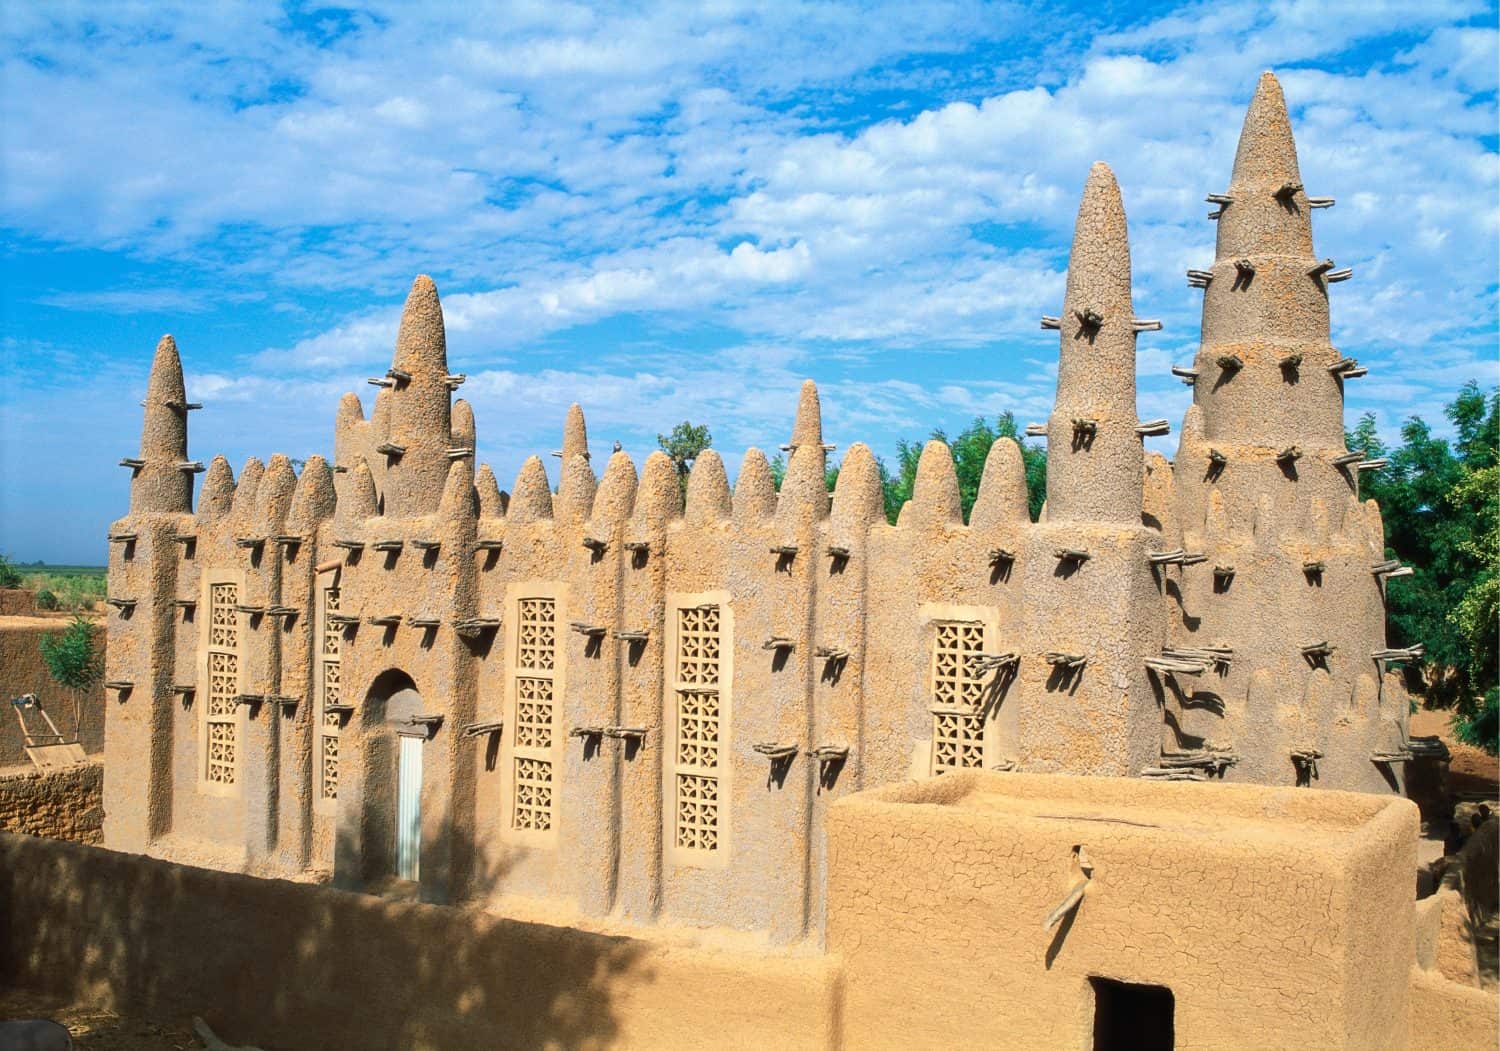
[850,771,1408,836]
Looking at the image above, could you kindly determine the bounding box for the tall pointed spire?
[556,405,593,513]
[130,335,194,514]
[777,380,829,526]
[384,275,454,518]
[561,403,589,465]
[1230,72,1302,187]
[1195,71,1342,448]
[391,274,449,385]
[1218,71,1312,260]
[1043,162,1143,523]
[790,380,822,449]
[451,398,476,451]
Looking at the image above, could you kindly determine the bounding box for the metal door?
[396,734,422,881]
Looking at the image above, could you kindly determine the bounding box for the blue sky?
[2,1,1496,564]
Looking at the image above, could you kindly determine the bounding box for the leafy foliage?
[40,614,103,739]
[35,589,58,610]
[19,567,106,611]
[657,421,712,480]
[1350,381,1498,752]
[0,553,21,589]
[41,614,102,692]
[880,413,1046,524]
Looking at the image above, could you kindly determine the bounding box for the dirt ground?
[1410,706,1499,799]
[0,989,202,1050]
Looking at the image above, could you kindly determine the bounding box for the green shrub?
[1455,687,1499,755]
[35,589,58,610]
[0,554,21,589]
[40,614,102,739]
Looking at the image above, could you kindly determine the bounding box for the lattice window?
[518,598,556,670]
[319,585,342,800]
[677,605,720,686]
[675,773,719,852]
[673,604,723,852]
[512,596,557,833]
[931,620,986,774]
[676,690,719,768]
[513,756,553,831]
[933,711,985,771]
[205,582,239,785]
[515,678,553,749]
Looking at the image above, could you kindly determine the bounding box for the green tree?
[657,421,712,490]
[1449,460,1498,750]
[0,553,21,589]
[879,414,1046,524]
[40,614,102,740]
[1349,382,1499,752]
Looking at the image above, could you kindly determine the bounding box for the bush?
[0,554,21,589]
[40,614,102,739]
[1455,687,1499,755]
[35,589,58,610]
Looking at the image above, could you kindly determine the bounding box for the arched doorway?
[360,669,425,883]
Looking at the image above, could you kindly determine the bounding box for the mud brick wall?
[0,760,103,844]
[0,832,841,1051]
[0,619,107,767]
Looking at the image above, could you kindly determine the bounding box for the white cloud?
[0,1,1495,561]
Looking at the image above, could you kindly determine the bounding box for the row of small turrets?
[115,71,1406,801]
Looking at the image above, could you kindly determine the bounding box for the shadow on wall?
[0,829,646,1050]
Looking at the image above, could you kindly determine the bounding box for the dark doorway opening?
[1090,976,1174,1051]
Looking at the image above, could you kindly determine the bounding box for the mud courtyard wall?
[0,831,842,1051]
[0,760,103,844]
[0,618,106,767]
[826,772,1419,1050]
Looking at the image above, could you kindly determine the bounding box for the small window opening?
[1090,976,1173,1051]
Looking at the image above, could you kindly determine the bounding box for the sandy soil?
[0,612,104,630]
[1410,706,1499,799]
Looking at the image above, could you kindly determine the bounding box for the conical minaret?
[1192,71,1347,451]
[1169,73,1402,794]
[130,335,195,514]
[1018,161,1164,780]
[1043,163,1143,523]
[382,275,454,518]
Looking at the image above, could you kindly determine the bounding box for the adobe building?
[103,72,1423,954]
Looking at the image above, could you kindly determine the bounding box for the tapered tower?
[1168,72,1408,793]
[1017,163,1165,778]
[1043,162,1146,523]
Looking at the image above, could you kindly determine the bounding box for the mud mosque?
[63,74,1486,1047]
